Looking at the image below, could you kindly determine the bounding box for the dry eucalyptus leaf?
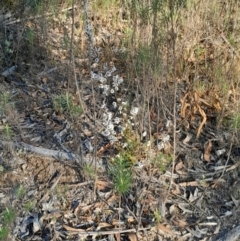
[172,218,188,228]
[96,180,113,191]
[204,140,212,162]
[97,222,113,230]
[183,133,192,145]
[127,233,138,241]
[175,160,186,175]
[156,224,174,237]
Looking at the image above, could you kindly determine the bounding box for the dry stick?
[83,0,98,201]
[137,98,151,232]
[168,4,178,194]
[219,133,234,179]
[0,141,77,160]
[63,226,150,236]
[69,0,86,167]
[0,140,105,169]
[217,29,240,59]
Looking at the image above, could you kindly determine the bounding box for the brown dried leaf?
[150,105,157,122]
[97,222,113,230]
[63,225,85,232]
[212,178,226,188]
[183,133,192,145]
[204,140,212,162]
[114,233,121,241]
[96,180,113,191]
[73,202,82,216]
[42,77,48,83]
[178,180,210,187]
[107,194,117,205]
[164,141,173,154]
[127,216,135,224]
[81,204,93,213]
[172,218,188,228]
[197,105,207,138]
[156,224,174,237]
[180,93,189,118]
[127,233,138,241]
[175,160,185,175]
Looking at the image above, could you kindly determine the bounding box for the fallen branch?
[1,141,77,160]
[0,141,104,169]
[62,225,150,236]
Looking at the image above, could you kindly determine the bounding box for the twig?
[217,29,240,59]
[63,225,150,236]
[219,134,234,179]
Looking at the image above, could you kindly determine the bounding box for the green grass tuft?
[53,93,83,116]
[109,154,133,195]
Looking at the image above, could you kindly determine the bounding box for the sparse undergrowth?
[53,93,83,117]
[1,0,240,240]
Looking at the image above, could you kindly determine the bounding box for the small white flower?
[110,66,117,73]
[104,85,110,90]
[110,89,115,94]
[122,101,128,106]
[102,120,108,126]
[113,75,118,82]
[115,86,119,91]
[103,62,108,70]
[162,134,170,142]
[114,117,120,124]
[99,76,107,83]
[108,122,114,130]
[130,107,139,116]
[103,85,110,96]
[157,142,165,150]
[112,102,117,108]
[142,131,147,137]
[109,135,117,144]
[103,113,108,121]
[105,71,112,77]
[118,106,123,111]
[118,77,123,84]
[147,141,151,147]
[166,120,172,128]
[101,103,106,109]
[91,71,99,80]
[103,90,109,96]
[102,129,111,137]
[107,112,113,120]
[123,142,128,148]
[117,98,121,102]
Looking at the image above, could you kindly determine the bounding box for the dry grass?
[1,0,240,239]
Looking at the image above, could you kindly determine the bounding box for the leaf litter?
[1,2,240,241]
